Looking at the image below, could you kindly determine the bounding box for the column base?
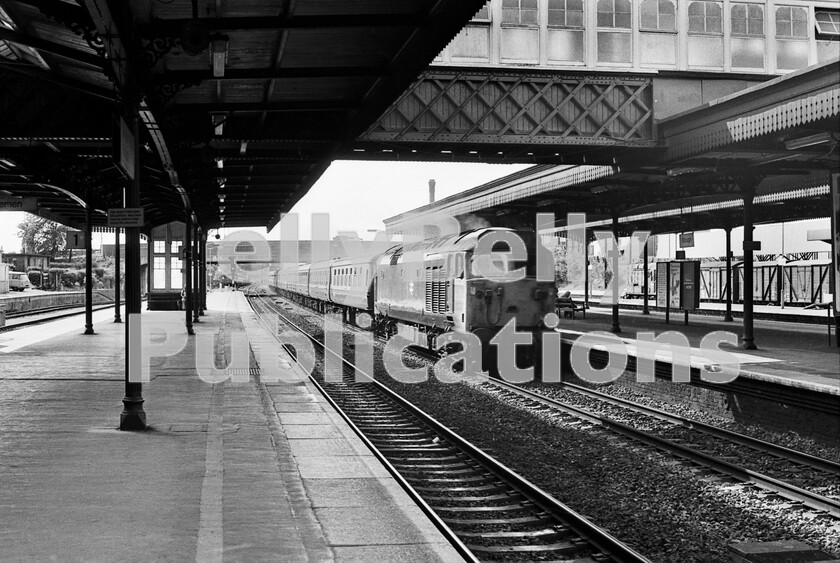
[741,339,757,350]
[119,398,146,431]
[723,314,734,322]
[84,327,95,335]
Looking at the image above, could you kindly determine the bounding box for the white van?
[9,271,31,291]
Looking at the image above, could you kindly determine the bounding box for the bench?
[555,300,586,319]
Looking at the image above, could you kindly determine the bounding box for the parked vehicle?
[9,271,31,291]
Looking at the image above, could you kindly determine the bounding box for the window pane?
[567,10,584,26]
[615,12,631,28]
[598,11,613,27]
[777,39,808,69]
[641,31,677,65]
[688,2,704,17]
[171,258,182,290]
[598,31,632,62]
[548,28,585,62]
[688,34,724,66]
[522,8,538,24]
[641,0,658,28]
[731,36,764,67]
[815,11,840,35]
[688,1,721,34]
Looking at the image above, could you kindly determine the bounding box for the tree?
[17,215,68,256]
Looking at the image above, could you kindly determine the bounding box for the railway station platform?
[0,291,463,562]
[551,304,839,441]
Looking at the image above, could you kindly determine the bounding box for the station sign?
[108,208,144,228]
[678,232,694,248]
[66,230,85,249]
[0,196,36,212]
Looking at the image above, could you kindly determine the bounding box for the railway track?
[249,295,650,563]
[477,378,840,520]
[0,301,120,331]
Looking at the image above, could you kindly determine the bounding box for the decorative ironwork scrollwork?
[37,3,106,59]
[141,36,179,69]
[152,78,203,104]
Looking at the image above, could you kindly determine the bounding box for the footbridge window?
[502,0,538,26]
[640,0,677,66]
[730,2,765,69]
[597,0,632,64]
[815,9,840,62]
[547,0,585,63]
[501,0,539,61]
[688,0,723,68]
[775,6,808,70]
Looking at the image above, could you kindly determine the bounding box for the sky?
[0,160,832,259]
[0,161,530,253]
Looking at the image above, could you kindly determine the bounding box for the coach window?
[815,9,840,63]
[597,0,632,64]
[775,6,808,71]
[730,3,765,70]
[640,0,677,67]
[688,1,723,68]
[547,0,585,64]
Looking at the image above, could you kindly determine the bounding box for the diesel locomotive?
[271,228,557,353]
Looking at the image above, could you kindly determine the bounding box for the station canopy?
[0,0,488,231]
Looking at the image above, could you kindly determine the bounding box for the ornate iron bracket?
[140,36,179,69]
[37,2,106,59]
[152,77,203,104]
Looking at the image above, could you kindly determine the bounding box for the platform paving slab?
[0,291,464,562]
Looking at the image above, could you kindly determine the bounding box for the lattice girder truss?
[362,70,656,147]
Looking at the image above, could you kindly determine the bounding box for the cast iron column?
[84,186,94,335]
[742,184,757,349]
[724,225,734,322]
[199,233,206,315]
[185,211,194,335]
[193,224,200,323]
[114,227,121,323]
[121,110,146,430]
[642,237,650,315]
[610,214,621,334]
[584,233,590,309]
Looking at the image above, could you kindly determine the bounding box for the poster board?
[669,262,681,308]
[656,262,668,307]
[681,261,701,310]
